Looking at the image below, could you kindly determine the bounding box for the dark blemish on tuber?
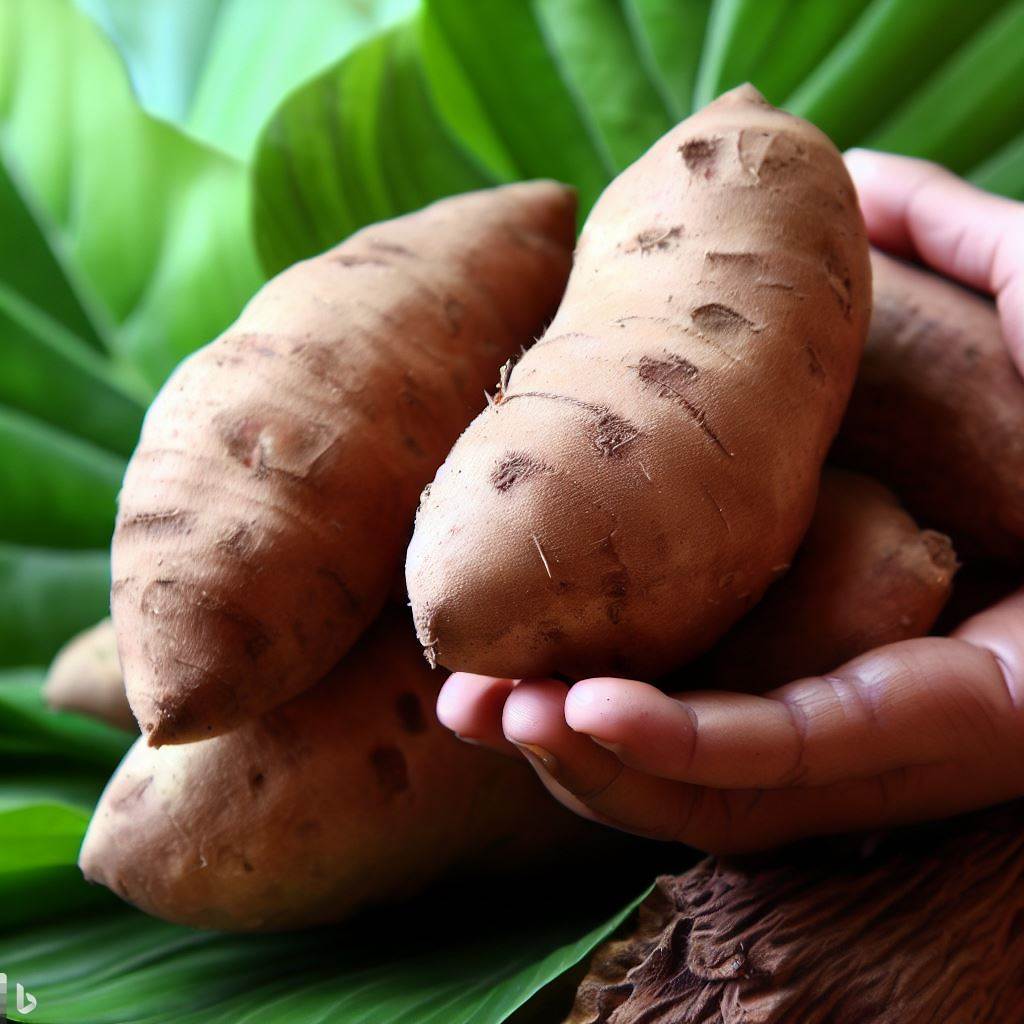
[824,250,853,319]
[249,771,266,793]
[680,137,720,177]
[691,303,759,336]
[538,623,567,643]
[117,509,195,538]
[317,567,363,613]
[637,353,700,386]
[370,746,410,798]
[626,225,685,255]
[504,391,638,456]
[110,774,153,811]
[217,522,258,559]
[804,342,826,381]
[635,354,733,457]
[395,692,427,734]
[601,569,629,624]
[368,240,414,257]
[329,253,391,269]
[492,452,542,492]
[737,129,807,180]
[216,406,338,480]
[593,411,639,457]
[443,297,464,335]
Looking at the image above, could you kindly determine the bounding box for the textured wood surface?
[567,803,1024,1023]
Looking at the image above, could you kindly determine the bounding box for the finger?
[845,149,1024,364]
[952,587,1024,702]
[544,754,1016,854]
[567,630,1024,790]
[501,677,712,840]
[436,673,518,756]
[506,673,1024,853]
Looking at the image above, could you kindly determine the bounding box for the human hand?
[436,152,1024,853]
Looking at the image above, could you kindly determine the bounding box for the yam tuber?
[79,610,595,931]
[112,182,576,745]
[44,619,135,732]
[690,468,957,692]
[407,85,870,680]
[836,248,1024,562]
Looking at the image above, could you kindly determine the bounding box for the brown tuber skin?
[79,610,595,932]
[836,248,1024,562]
[44,619,136,732]
[112,182,577,745]
[690,468,957,692]
[407,84,871,680]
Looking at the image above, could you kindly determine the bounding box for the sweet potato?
[836,249,1024,562]
[406,85,870,680]
[79,610,594,931]
[113,183,576,746]
[690,469,957,692]
[44,619,135,732]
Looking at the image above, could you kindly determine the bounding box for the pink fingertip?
[501,678,568,747]
[435,673,510,733]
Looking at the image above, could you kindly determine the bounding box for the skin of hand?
[436,151,1024,853]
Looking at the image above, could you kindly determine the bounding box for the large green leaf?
[0,668,133,768]
[972,128,1024,199]
[621,0,711,117]
[694,0,789,108]
[0,0,263,388]
[0,545,111,667]
[0,408,122,550]
[786,0,1008,149]
[253,15,493,274]
[420,0,610,207]
[533,0,673,171]
[0,878,653,1024]
[77,0,417,159]
[868,0,1024,173]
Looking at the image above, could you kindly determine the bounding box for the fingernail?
[513,741,559,777]
[455,733,483,747]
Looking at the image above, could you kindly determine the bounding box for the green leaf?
[0,144,108,352]
[0,880,652,1023]
[252,16,493,275]
[0,784,117,928]
[867,0,1024,173]
[0,408,122,550]
[693,0,789,108]
[972,128,1024,200]
[0,0,263,388]
[747,0,871,104]
[532,0,674,171]
[0,669,133,768]
[420,0,611,207]
[621,0,711,117]
[77,0,418,159]
[786,0,1007,150]
[0,545,111,666]
[0,282,145,458]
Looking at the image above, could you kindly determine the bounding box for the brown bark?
[567,803,1024,1023]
